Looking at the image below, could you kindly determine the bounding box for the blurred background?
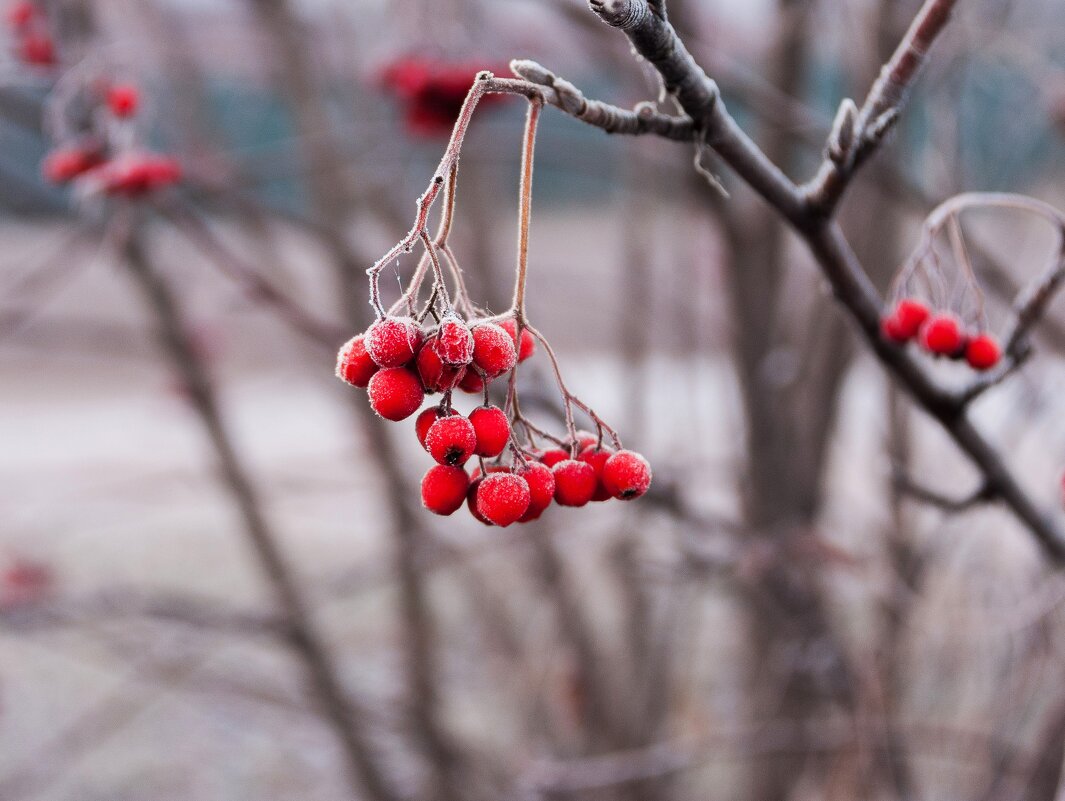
[2,1,1065,800]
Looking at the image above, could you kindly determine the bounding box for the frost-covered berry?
[415,406,451,448]
[919,313,965,357]
[471,323,517,377]
[881,299,930,343]
[539,448,569,468]
[476,472,531,527]
[367,316,422,368]
[466,472,487,525]
[367,367,424,421]
[421,465,469,515]
[500,319,535,362]
[416,335,465,392]
[965,333,1001,371]
[469,405,509,457]
[425,415,477,466]
[336,334,379,388]
[551,459,597,507]
[518,462,555,522]
[436,314,474,365]
[578,446,614,502]
[602,450,652,500]
[106,84,140,118]
[457,369,486,394]
[574,431,598,452]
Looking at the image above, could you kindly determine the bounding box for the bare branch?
[509,59,693,140]
[803,0,961,214]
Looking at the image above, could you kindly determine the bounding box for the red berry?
[881,315,908,343]
[7,2,35,28]
[517,462,555,522]
[883,299,930,342]
[476,472,531,527]
[965,333,1001,371]
[578,446,614,502]
[19,33,54,65]
[367,367,424,421]
[471,323,517,377]
[416,335,465,392]
[367,316,422,368]
[425,415,477,466]
[469,405,509,457]
[467,475,492,525]
[539,448,569,468]
[500,319,535,362]
[415,406,451,448]
[421,465,469,516]
[919,313,965,357]
[602,450,652,500]
[336,335,378,388]
[574,431,598,452]
[41,144,103,183]
[90,153,182,195]
[436,314,474,365]
[457,369,486,394]
[551,459,597,507]
[106,84,139,117]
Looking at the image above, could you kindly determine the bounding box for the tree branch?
[802,0,961,215]
[584,0,1065,561]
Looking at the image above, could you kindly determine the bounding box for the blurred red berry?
[601,450,652,500]
[882,298,930,343]
[965,333,1001,371]
[336,334,379,388]
[106,83,140,117]
[421,465,469,516]
[7,1,35,28]
[919,313,966,357]
[367,367,424,421]
[380,58,507,137]
[18,32,54,65]
[41,143,103,183]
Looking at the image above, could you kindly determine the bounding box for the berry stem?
[512,98,541,324]
[524,323,621,452]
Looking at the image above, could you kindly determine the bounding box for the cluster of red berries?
[379,58,507,136]
[881,298,1001,371]
[336,313,651,525]
[7,1,54,66]
[40,80,182,195]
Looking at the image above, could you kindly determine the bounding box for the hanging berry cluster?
[880,203,1007,372]
[6,1,54,67]
[40,67,181,197]
[336,76,651,526]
